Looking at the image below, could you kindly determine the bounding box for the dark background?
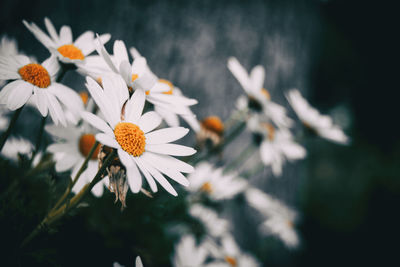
[0,0,399,266]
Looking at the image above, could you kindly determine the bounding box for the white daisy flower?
[23,17,110,64]
[0,54,83,125]
[172,234,208,267]
[45,121,106,197]
[1,137,33,161]
[205,234,260,267]
[81,74,196,196]
[286,89,350,145]
[245,187,299,248]
[227,57,293,129]
[189,204,230,238]
[95,40,199,127]
[187,162,247,201]
[248,115,305,176]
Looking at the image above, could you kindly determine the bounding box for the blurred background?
[0,0,399,266]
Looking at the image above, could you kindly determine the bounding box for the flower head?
[82,74,196,196]
[189,204,230,238]
[286,89,350,145]
[23,17,110,64]
[0,54,83,125]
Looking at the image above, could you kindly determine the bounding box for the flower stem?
[50,141,99,212]
[20,148,116,248]
[28,116,47,166]
[223,143,256,174]
[0,106,24,152]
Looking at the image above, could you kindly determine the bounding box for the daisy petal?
[113,40,129,67]
[44,17,59,43]
[95,133,119,148]
[141,153,194,173]
[6,81,32,110]
[145,144,196,156]
[133,157,158,192]
[127,163,142,193]
[81,111,113,136]
[145,127,189,144]
[124,88,145,123]
[250,65,265,90]
[46,92,67,126]
[59,25,73,44]
[137,111,162,133]
[118,148,133,167]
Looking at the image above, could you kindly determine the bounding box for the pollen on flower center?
[57,44,85,60]
[200,182,213,193]
[201,116,224,135]
[225,256,237,266]
[79,134,101,159]
[18,63,51,88]
[159,79,174,95]
[79,92,89,105]
[114,122,146,157]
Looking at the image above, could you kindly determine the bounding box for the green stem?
[20,149,116,248]
[223,143,256,174]
[0,106,24,152]
[241,162,265,179]
[28,116,47,166]
[50,141,99,212]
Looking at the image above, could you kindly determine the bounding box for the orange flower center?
[79,134,101,159]
[262,123,275,141]
[114,122,146,156]
[200,182,213,193]
[18,63,51,88]
[57,44,85,60]
[201,116,224,135]
[159,79,174,95]
[225,256,237,266]
[79,92,89,105]
[261,88,271,100]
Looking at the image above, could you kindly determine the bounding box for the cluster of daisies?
[0,17,349,266]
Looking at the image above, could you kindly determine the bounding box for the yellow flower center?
[57,44,85,60]
[79,92,89,105]
[201,116,224,135]
[18,63,51,88]
[79,134,100,159]
[159,79,174,95]
[225,256,237,266]
[200,182,213,193]
[114,122,146,156]
[261,88,271,100]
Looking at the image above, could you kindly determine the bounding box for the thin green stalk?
[0,106,24,152]
[28,116,47,166]
[223,143,256,174]
[241,162,265,179]
[50,141,99,212]
[20,149,116,248]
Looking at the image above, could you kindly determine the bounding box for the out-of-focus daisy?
[1,137,33,161]
[187,162,247,201]
[46,121,105,197]
[82,74,196,196]
[245,187,299,248]
[286,89,350,145]
[23,17,110,64]
[0,54,83,125]
[205,234,260,267]
[95,40,199,128]
[196,116,224,148]
[172,234,208,267]
[189,204,230,238]
[228,57,293,129]
[248,115,305,176]
[0,105,9,131]
[114,256,144,267]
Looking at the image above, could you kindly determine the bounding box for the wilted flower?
[286,89,350,145]
[196,116,225,148]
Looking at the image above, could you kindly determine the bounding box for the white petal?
[137,111,162,133]
[22,20,55,48]
[113,40,129,67]
[133,157,158,192]
[250,65,265,90]
[145,144,196,156]
[46,92,67,126]
[95,133,119,148]
[44,17,59,43]
[142,153,194,173]
[6,81,32,110]
[124,88,145,123]
[81,111,113,136]
[227,57,251,91]
[91,181,104,197]
[118,148,133,167]
[59,25,73,44]
[32,87,49,116]
[145,127,189,144]
[127,162,142,193]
